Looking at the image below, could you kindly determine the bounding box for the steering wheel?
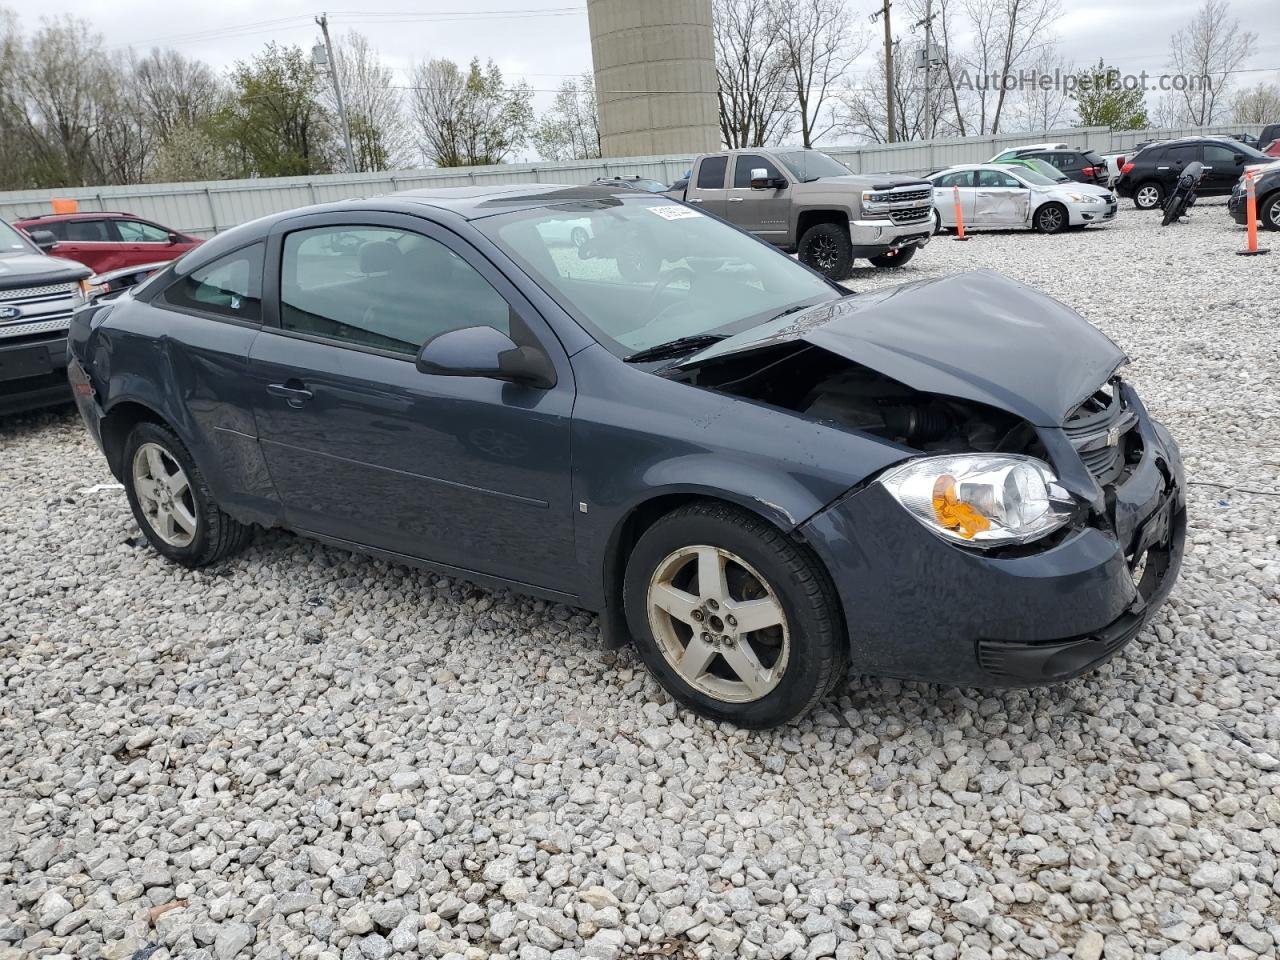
[643,267,697,325]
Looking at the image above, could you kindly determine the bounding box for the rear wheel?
[1034,203,1068,234]
[123,422,251,567]
[868,245,917,268]
[1133,181,1164,210]
[623,502,845,728]
[797,222,853,280]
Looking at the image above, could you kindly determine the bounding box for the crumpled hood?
[0,251,90,286]
[678,270,1127,427]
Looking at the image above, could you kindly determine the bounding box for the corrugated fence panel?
[0,124,1262,237]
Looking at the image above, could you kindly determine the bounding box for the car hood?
[811,173,930,189]
[0,251,90,286]
[677,270,1127,427]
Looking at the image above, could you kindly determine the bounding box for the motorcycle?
[1162,161,1204,226]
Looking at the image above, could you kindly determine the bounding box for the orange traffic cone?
[952,186,969,241]
[1237,170,1270,257]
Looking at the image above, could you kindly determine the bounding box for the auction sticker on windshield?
[647,205,702,220]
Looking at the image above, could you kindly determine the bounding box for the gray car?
[67,184,1185,727]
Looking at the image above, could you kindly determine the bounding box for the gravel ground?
[1,203,1278,960]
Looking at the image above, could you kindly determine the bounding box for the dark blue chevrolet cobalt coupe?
[68,184,1185,727]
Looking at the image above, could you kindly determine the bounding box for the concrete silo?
[586,0,721,157]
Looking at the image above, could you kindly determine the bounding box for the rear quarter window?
[161,243,264,322]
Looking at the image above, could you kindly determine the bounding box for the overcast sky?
[5,0,1278,127]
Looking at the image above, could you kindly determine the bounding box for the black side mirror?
[415,325,556,389]
[28,229,57,253]
[167,231,182,244]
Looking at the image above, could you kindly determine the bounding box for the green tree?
[1071,60,1149,129]
[408,57,532,167]
[218,43,335,177]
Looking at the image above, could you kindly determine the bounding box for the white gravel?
[2,203,1278,960]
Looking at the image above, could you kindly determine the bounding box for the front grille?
[0,313,74,340]
[0,281,77,305]
[1063,378,1138,486]
[887,188,932,205]
[890,207,931,224]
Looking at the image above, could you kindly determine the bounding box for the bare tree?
[326,31,412,171]
[533,74,600,160]
[1009,52,1074,131]
[838,38,952,142]
[780,0,863,147]
[1232,81,1280,125]
[133,48,223,141]
[409,58,533,167]
[1168,0,1257,125]
[957,0,1061,134]
[91,55,153,184]
[713,0,793,148]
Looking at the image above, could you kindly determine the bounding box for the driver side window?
[279,226,511,356]
[977,170,1019,188]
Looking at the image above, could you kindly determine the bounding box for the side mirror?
[1234,154,1244,164]
[167,231,182,244]
[28,229,57,253]
[749,168,786,190]
[415,325,556,389]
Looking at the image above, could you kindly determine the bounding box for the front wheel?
[1133,182,1164,209]
[1034,203,1068,234]
[623,502,846,728]
[1262,193,1280,231]
[868,245,917,268]
[797,222,853,280]
[123,422,251,567]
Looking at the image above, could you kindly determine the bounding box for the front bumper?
[1067,199,1118,225]
[0,334,71,416]
[849,216,932,257]
[799,413,1186,687]
[1227,192,1247,224]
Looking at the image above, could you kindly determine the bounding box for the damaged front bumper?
[799,410,1186,687]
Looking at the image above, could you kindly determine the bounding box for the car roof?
[17,211,144,223]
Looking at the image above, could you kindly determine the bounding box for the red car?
[1264,139,1280,158]
[15,212,201,274]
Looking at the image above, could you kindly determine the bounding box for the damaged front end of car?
[664,270,1186,686]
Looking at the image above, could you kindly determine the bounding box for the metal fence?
[0,123,1263,238]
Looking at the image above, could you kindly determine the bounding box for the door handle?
[687,198,703,203]
[267,382,314,407]
[728,197,744,203]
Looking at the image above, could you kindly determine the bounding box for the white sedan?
[926,164,1118,234]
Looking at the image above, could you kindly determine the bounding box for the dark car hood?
[0,251,90,287]
[678,270,1127,427]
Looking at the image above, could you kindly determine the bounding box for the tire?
[1034,202,1068,234]
[1133,181,1164,210]
[1260,193,1280,231]
[931,208,944,235]
[122,421,251,567]
[623,501,846,728]
[797,222,854,280]
[867,245,917,269]
[570,226,589,249]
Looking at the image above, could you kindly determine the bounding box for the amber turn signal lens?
[931,474,991,540]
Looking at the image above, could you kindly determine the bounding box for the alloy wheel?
[132,442,198,548]
[1039,207,1064,231]
[1268,200,1280,229]
[812,236,838,271]
[1136,184,1160,208]
[646,545,790,703]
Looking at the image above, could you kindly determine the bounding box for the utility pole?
[315,13,357,173]
[870,1,895,143]
[918,0,937,141]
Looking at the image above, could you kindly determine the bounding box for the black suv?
[1003,148,1108,186]
[1116,136,1274,209]
[1228,163,1280,231]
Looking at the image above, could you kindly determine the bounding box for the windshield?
[774,149,852,182]
[0,220,35,254]
[479,198,838,359]
[1230,142,1272,162]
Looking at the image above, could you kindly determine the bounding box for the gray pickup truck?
[667,148,934,279]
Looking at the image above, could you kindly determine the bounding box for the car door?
[975,169,1030,226]
[930,170,975,227]
[1201,143,1245,195]
[1157,144,1201,190]
[57,218,119,273]
[113,218,190,267]
[725,154,790,241]
[246,212,578,595]
[682,156,729,218]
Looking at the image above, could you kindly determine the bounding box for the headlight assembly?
[878,454,1075,547]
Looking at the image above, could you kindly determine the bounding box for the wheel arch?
[796,208,850,240]
[99,398,173,480]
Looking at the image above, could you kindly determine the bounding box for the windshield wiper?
[624,333,727,363]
